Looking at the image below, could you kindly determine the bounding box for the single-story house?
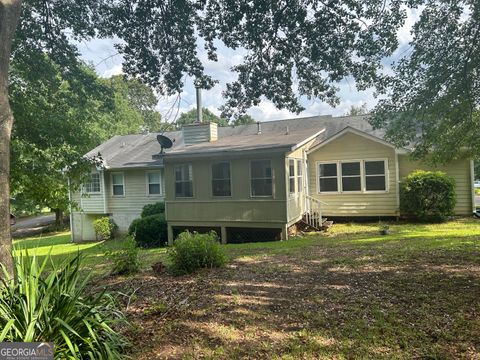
[69,114,476,243]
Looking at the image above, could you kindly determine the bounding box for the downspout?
[101,170,108,214]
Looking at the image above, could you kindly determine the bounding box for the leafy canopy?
[371,1,480,163]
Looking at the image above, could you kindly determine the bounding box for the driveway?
[11,213,56,238]
[476,195,480,208]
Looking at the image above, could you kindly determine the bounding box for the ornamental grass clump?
[167,231,226,275]
[0,253,128,359]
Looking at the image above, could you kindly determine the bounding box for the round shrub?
[128,214,167,248]
[400,170,456,222]
[141,202,165,218]
[167,231,227,275]
[93,216,118,240]
[106,236,140,275]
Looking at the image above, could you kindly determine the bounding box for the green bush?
[93,216,118,240]
[128,214,167,248]
[0,253,127,359]
[106,237,140,275]
[400,170,456,222]
[167,231,226,275]
[141,202,165,218]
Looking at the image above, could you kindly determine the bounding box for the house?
[69,114,476,243]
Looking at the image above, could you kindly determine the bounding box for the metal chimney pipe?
[257,121,262,134]
[196,87,202,123]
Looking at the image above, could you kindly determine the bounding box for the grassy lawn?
[14,218,480,359]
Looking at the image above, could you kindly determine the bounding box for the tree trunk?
[54,208,64,226]
[0,0,22,277]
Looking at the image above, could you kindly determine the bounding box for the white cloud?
[102,64,123,78]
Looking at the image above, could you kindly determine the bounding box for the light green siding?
[308,132,398,216]
[398,156,473,215]
[71,169,166,239]
[165,154,287,225]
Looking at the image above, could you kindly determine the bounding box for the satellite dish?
[157,134,173,153]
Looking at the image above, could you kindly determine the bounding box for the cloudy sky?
[77,9,416,123]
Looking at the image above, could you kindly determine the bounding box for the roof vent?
[257,122,262,135]
[285,126,290,135]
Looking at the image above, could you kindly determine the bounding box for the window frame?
[297,159,303,193]
[146,170,162,196]
[317,161,340,193]
[111,172,125,197]
[250,159,274,198]
[211,161,232,197]
[340,161,363,193]
[288,159,296,195]
[316,159,389,194]
[364,159,388,192]
[174,163,194,198]
[84,172,101,194]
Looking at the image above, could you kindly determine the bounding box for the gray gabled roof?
[85,114,387,169]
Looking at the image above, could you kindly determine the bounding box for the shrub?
[400,170,456,222]
[167,231,226,275]
[106,236,140,275]
[141,202,165,218]
[128,214,168,248]
[0,253,127,358]
[93,216,118,240]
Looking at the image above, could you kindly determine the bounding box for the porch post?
[167,224,174,245]
[220,226,227,244]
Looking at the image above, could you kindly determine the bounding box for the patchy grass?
[13,218,480,359]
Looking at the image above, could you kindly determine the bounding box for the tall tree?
[0,0,407,273]
[371,1,480,163]
[176,108,228,128]
[345,103,369,116]
[10,64,167,224]
[0,0,23,275]
[233,114,256,126]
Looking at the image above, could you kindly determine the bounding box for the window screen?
[112,174,124,196]
[289,159,295,194]
[341,162,361,191]
[297,160,303,193]
[251,160,273,196]
[318,163,338,192]
[175,164,193,197]
[212,162,231,196]
[365,160,386,191]
[85,173,100,193]
[147,172,161,195]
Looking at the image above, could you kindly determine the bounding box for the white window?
[212,162,231,197]
[365,160,387,191]
[147,172,162,195]
[341,161,361,192]
[84,173,101,193]
[175,164,193,198]
[251,160,273,197]
[318,163,338,192]
[111,173,125,196]
[317,159,388,193]
[297,160,303,193]
[288,159,295,194]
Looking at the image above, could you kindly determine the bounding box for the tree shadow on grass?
[119,233,480,359]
